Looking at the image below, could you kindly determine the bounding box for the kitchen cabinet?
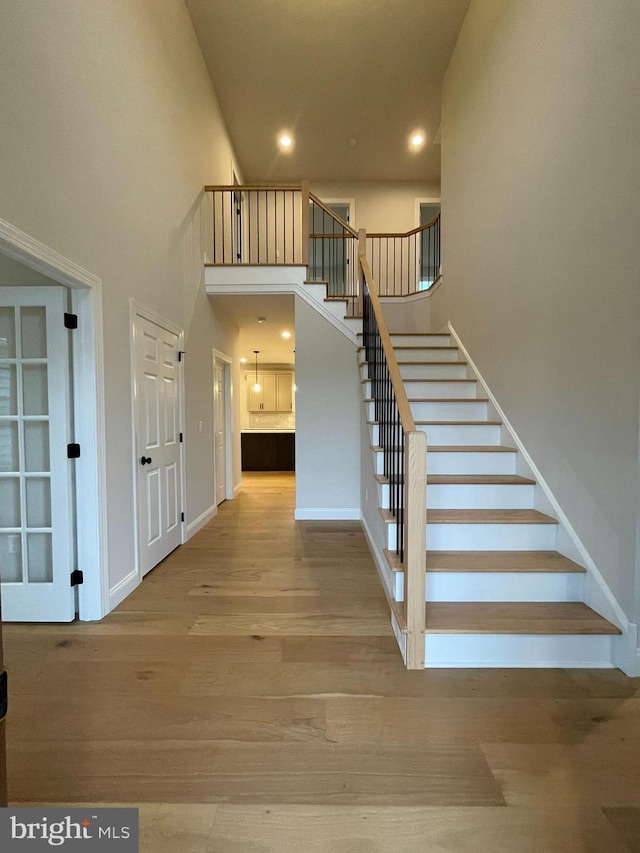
[247,373,293,412]
[241,432,295,471]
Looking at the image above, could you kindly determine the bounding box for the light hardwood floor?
[4,473,640,851]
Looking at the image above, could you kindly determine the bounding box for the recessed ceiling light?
[278,133,293,151]
[240,357,247,364]
[281,331,292,339]
[257,316,267,324]
[410,132,425,148]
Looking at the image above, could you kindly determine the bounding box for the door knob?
[140,456,152,465]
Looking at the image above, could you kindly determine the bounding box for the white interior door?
[214,359,227,505]
[0,287,75,621]
[134,312,183,576]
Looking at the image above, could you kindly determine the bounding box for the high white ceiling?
[185,0,471,182]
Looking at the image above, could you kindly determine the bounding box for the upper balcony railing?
[204,183,441,305]
[366,212,441,296]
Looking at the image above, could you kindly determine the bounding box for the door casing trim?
[0,218,108,620]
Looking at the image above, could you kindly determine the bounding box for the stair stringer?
[204,265,361,344]
[447,322,638,675]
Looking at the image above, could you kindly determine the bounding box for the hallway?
[4,473,640,851]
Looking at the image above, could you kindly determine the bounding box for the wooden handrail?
[367,211,440,239]
[309,192,359,238]
[204,184,302,192]
[360,256,416,433]
[360,253,426,670]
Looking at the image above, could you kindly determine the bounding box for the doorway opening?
[213,349,233,506]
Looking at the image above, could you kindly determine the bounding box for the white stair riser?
[424,634,614,668]
[416,423,502,444]
[399,363,469,379]
[394,571,584,603]
[386,522,556,551]
[429,483,534,509]
[394,347,461,362]
[427,523,557,551]
[391,334,451,347]
[367,400,489,422]
[425,572,584,602]
[378,482,534,510]
[409,400,489,421]
[363,379,478,399]
[403,381,478,399]
[429,451,516,475]
[373,449,517,476]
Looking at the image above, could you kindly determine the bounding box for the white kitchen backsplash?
[248,411,295,430]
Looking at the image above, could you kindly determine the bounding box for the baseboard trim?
[294,508,360,520]
[107,570,139,615]
[447,322,629,636]
[613,623,640,676]
[186,504,217,539]
[360,511,396,605]
[233,482,243,497]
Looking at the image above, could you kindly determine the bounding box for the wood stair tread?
[379,508,557,524]
[414,420,502,426]
[407,397,489,403]
[429,445,516,453]
[428,509,558,524]
[375,474,535,486]
[395,360,468,365]
[384,549,586,573]
[423,602,621,635]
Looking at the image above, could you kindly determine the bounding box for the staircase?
[360,330,622,668]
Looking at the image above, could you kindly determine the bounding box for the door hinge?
[179,432,183,443]
[64,312,78,329]
[0,671,7,722]
[67,443,81,458]
[70,569,84,587]
[178,351,185,362]
[181,512,185,522]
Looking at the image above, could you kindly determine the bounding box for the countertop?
[241,429,295,434]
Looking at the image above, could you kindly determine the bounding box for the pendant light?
[253,350,261,392]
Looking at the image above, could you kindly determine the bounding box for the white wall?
[0,0,243,608]
[432,0,640,623]
[294,298,360,518]
[312,182,440,232]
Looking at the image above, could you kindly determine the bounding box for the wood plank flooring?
[4,473,640,851]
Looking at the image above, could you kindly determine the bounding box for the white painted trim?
[448,322,629,634]
[360,511,395,604]
[129,299,186,583]
[108,570,139,613]
[613,623,640,676]
[233,482,243,497]
[186,504,217,539]
[0,219,102,290]
[390,611,407,665]
[0,218,108,621]
[212,349,235,502]
[294,508,360,520]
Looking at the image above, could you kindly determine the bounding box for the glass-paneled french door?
[0,287,75,621]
